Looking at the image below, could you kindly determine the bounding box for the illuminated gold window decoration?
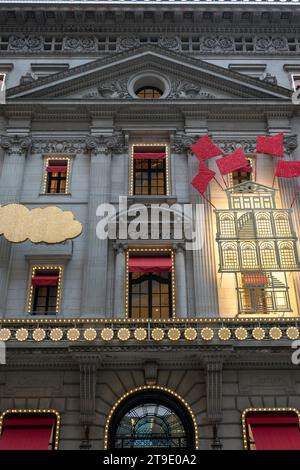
[42,156,71,195]
[219,214,236,237]
[104,386,199,450]
[129,143,170,196]
[241,243,258,269]
[242,408,300,451]
[274,213,291,237]
[279,242,296,268]
[125,247,176,320]
[0,409,60,450]
[256,213,272,237]
[222,243,239,269]
[27,265,63,316]
[260,242,277,269]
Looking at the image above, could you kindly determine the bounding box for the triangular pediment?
[226,181,276,194]
[7,45,291,102]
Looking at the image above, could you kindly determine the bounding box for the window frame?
[242,408,300,450]
[125,248,176,319]
[27,265,63,316]
[0,409,60,450]
[42,156,71,195]
[129,143,170,196]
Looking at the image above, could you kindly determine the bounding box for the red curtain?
[128,257,172,273]
[32,275,59,286]
[46,165,67,173]
[247,414,300,450]
[0,416,55,450]
[133,152,166,160]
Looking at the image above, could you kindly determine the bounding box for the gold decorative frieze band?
[0,319,299,344]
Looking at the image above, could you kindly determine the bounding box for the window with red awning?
[0,414,58,450]
[128,256,172,273]
[246,413,300,450]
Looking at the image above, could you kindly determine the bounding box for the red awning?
[247,414,300,450]
[0,416,55,450]
[128,257,172,273]
[133,152,166,160]
[251,426,300,450]
[46,165,67,173]
[32,275,59,286]
[242,273,269,286]
[247,415,299,425]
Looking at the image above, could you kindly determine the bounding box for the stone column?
[0,135,32,316]
[113,242,126,317]
[174,243,188,318]
[186,139,219,317]
[81,133,125,317]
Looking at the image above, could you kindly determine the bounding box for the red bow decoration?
[191,135,223,161]
[256,132,284,157]
[216,148,249,176]
[275,160,300,178]
[191,161,216,194]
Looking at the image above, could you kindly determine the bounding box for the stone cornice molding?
[1,134,32,156]
[32,138,87,155]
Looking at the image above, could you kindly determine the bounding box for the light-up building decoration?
[216,182,300,315]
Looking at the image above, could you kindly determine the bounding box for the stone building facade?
[0,0,300,451]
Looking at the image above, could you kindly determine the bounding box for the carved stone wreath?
[254,36,289,52]
[8,35,44,52]
[200,36,235,52]
[63,37,97,52]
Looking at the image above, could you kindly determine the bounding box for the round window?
[128,73,170,99]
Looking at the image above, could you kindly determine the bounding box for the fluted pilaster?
[81,133,126,316]
[113,243,126,317]
[0,135,31,316]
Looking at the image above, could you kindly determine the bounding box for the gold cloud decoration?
[0,204,82,244]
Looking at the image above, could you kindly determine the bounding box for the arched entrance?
[105,386,197,449]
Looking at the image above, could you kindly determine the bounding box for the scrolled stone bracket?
[74,355,99,426]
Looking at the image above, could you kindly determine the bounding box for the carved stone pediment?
[7,45,291,102]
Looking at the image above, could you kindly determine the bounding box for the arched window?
[241,243,257,268]
[220,214,235,237]
[260,242,277,268]
[136,87,163,99]
[222,243,238,269]
[106,389,196,449]
[279,242,296,268]
[256,213,272,237]
[274,213,291,237]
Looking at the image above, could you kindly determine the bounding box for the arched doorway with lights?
[105,386,197,449]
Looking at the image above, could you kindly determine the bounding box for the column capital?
[113,242,127,253]
[172,242,185,253]
[1,134,32,156]
[284,134,298,153]
[86,131,127,156]
[170,132,198,154]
